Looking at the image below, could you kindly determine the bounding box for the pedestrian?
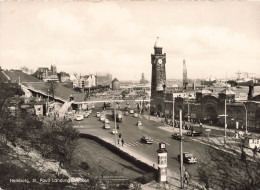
[241,149,246,162]
[121,138,124,146]
[183,170,190,185]
[118,138,120,146]
[117,123,119,129]
[253,146,258,158]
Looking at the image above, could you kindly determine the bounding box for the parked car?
[172,133,182,140]
[129,110,134,114]
[184,125,191,130]
[105,118,109,124]
[111,129,118,135]
[125,111,129,116]
[84,112,90,118]
[133,113,138,118]
[140,136,153,144]
[178,152,197,164]
[137,121,142,126]
[103,123,110,129]
[96,112,101,118]
[187,131,202,137]
[75,115,84,121]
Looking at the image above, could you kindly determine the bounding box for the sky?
[0,1,260,81]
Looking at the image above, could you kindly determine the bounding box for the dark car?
[140,136,153,144]
[178,152,197,164]
[172,133,181,140]
[187,131,202,137]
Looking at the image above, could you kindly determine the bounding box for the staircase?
[58,101,73,117]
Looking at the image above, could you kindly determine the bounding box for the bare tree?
[197,138,260,190]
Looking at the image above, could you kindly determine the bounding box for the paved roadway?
[73,101,209,178]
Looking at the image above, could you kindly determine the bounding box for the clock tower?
[151,37,166,115]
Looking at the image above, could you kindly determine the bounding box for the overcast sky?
[0,1,259,81]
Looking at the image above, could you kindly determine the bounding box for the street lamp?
[241,102,248,134]
[179,109,184,189]
[218,99,228,145]
[47,89,49,114]
[113,98,117,146]
[172,94,175,128]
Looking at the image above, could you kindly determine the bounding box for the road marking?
[153,138,170,145]
[123,141,144,147]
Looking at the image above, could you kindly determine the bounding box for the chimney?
[248,85,254,100]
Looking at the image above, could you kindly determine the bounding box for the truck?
[112,109,123,122]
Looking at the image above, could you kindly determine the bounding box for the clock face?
[158,59,162,64]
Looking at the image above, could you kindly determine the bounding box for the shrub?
[135,173,155,184]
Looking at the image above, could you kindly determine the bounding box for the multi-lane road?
[74,101,210,178]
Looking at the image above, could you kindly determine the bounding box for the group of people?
[118,137,124,146]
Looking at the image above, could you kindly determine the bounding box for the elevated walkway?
[58,101,74,117]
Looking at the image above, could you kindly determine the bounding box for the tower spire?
[183,59,188,89]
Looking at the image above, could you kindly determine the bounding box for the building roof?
[219,88,236,95]
[22,82,84,102]
[2,70,41,83]
[197,89,212,94]
[112,78,119,82]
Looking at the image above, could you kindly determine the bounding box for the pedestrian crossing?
[123,141,144,147]
[122,139,170,147]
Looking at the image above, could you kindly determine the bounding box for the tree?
[36,120,80,171]
[0,83,24,144]
[197,138,260,190]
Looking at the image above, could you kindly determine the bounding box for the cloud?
[37,8,84,35]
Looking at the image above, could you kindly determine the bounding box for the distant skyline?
[0,1,260,80]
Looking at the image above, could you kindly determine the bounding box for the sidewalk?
[99,135,203,189]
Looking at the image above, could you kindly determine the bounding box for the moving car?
[129,110,134,114]
[100,115,105,122]
[103,123,110,129]
[75,115,84,121]
[104,118,109,124]
[172,133,182,140]
[178,152,197,164]
[187,131,202,137]
[137,121,142,126]
[96,112,101,118]
[140,136,153,144]
[92,104,95,109]
[133,113,138,118]
[111,129,118,135]
[116,112,123,122]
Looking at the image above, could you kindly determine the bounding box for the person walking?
[183,170,190,186]
[118,138,120,146]
[121,138,124,146]
[253,146,258,158]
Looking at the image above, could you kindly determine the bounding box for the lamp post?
[218,99,228,145]
[114,99,117,146]
[172,94,175,128]
[179,109,184,189]
[47,89,49,114]
[241,102,248,134]
[224,99,227,144]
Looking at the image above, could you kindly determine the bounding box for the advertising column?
[157,142,167,182]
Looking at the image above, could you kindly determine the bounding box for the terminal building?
[149,39,260,132]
